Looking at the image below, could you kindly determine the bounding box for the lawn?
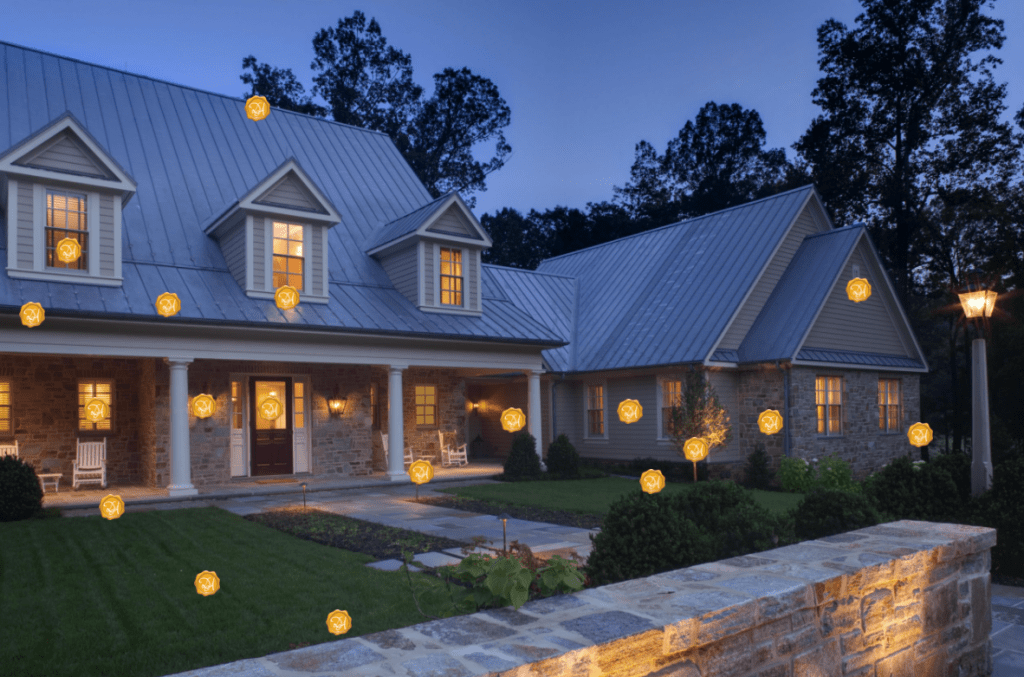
[0,506,466,677]
[437,476,805,517]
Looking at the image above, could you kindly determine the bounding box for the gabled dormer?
[204,159,342,304]
[365,193,492,316]
[0,112,137,286]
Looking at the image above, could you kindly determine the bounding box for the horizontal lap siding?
[24,134,107,177]
[252,218,266,289]
[427,206,476,238]
[258,176,319,211]
[707,369,741,462]
[469,250,479,311]
[380,243,418,305]
[220,213,246,288]
[16,182,33,269]
[552,379,583,450]
[99,194,115,277]
[311,226,324,297]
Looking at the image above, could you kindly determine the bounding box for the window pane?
[273,256,286,272]
[288,258,302,275]
[274,222,288,239]
[273,272,286,289]
[289,224,303,240]
[288,240,302,257]
[273,239,287,255]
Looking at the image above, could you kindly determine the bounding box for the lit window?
[231,381,242,429]
[47,190,88,270]
[0,382,10,435]
[294,382,304,429]
[587,385,604,436]
[440,248,463,305]
[878,379,901,432]
[815,376,842,436]
[415,385,436,426]
[79,380,113,431]
[661,379,681,437]
[272,222,304,291]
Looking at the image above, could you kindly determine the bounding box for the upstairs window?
[272,221,304,291]
[440,248,463,305]
[46,190,88,270]
[878,379,901,432]
[661,379,682,438]
[815,376,842,436]
[79,380,113,432]
[587,384,604,436]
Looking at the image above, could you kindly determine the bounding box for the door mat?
[255,479,298,485]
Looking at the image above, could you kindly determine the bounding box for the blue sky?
[3,0,1022,217]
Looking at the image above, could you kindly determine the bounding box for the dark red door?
[250,378,293,476]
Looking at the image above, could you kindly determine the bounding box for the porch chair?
[73,438,107,489]
[380,431,414,469]
[0,440,17,459]
[438,430,468,468]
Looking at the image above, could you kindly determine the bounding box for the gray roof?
[795,348,925,369]
[0,42,564,346]
[534,186,816,371]
[363,192,452,251]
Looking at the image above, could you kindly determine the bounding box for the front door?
[250,378,293,476]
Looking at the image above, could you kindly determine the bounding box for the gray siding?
[21,132,109,178]
[252,217,266,289]
[255,174,321,212]
[379,242,418,305]
[99,193,115,277]
[469,250,480,311]
[311,226,324,297]
[220,212,247,289]
[803,243,913,356]
[551,379,583,449]
[422,243,434,306]
[719,206,824,351]
[706,370,741,461]
[16,182,33,269]
[427,205,478,238]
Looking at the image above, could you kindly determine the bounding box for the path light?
[301,482,307,511]
[497,513,512,555]
[958,272,997,496]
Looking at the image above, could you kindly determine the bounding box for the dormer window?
[440,247,463,306]
[272,221,304,291]
[46,190,88,271]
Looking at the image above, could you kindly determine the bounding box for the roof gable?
[365,192,491,255]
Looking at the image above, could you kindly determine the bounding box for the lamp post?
[497,513,511,555]
[957,276,997,497]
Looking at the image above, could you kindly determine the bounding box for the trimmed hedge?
[0,455,44,522]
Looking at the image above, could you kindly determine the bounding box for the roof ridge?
[481,263,578,281]
[803,223,866,240]
[0,40,390,138]
[538,185,816,266]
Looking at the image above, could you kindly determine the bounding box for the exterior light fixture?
[497,513,512,554]
[957,272,997,496]
[328,388,347,417]
[301,482,307,511]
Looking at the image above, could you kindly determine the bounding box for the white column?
[166,358,198,497]
[387,366,408,481]
[971,338,993,497]
[529,369,546,471]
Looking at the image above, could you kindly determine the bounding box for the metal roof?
[0,41,563,346]
[796,348,924,369]
[535,186,816,371]
[737,226,864,364]
[363,191,452,251]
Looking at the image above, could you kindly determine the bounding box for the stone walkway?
[993,582,1024,676]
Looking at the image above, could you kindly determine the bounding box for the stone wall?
[193,521,994,677]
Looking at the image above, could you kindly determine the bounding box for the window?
[0,382,10,435]
[294,381,304,429]
[587,385,604,436]
[79,380,113,431]
[272,221,304,291]
[878,379,901,432]
[815,376,842,436]
[46,190,88,270]
[415,385,436,426]
[440,248,463,305]
[231,381,243,430]
[661,379,682,437]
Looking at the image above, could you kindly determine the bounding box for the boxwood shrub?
[792,489,881,540]
[0,456,44,522]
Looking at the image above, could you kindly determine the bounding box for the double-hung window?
[878,379,901,432]
[815,376,842,436]
[0,382,10,435]
[415,385,436,426]
[272,221,304,291]
[440,248,463,306]
[46,189,88,270]
[79,380,113,432]
[587,384,604,437]
[661,379,682,438]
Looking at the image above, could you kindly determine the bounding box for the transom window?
[661,379,682,437]
[587,385,604,436]
[878,379,901,432]
[415,385,436,426]
[79,380,113,432]
[815,376,842,436]
[440,248,463,306]
[0,382,10,435]
[46,190,88,270]
[272,221,304,291]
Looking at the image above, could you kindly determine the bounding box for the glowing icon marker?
[156,292,181,317]
[907,422,933,448]
[500,407,526,433]
[20,302,45,328]
[640,469,665,494]
[258,396,284,421]
[192,394,216,419]
[85,399,110,423]
[326,609,352,635]
[617,399,643,424]
[275,285,299,310]
[409,459,434,485]
[245,95,270,121]
[194,571,220,596]
[758,409,783,435]
[846,277,872,303]
[56,237,82,263]
[683,437,709,462]
[100,494,125,520]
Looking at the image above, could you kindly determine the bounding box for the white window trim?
[656,374,684,442]
[816,374,844,437]
[436,244,465,309]
[78,378,115,433]
[583,381,608,440]
[878,377,902,434]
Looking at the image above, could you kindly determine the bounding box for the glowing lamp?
[958,285,997,319]
[328,389,347,417]
[617,399,643,424]
[501,407,526,432]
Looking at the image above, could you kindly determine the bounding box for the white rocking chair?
[380,431,414,469]
[0,440,18,459]
[438,430,468,468]
[73,438,107,489]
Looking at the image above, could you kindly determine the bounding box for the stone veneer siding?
[736,365,921,479]
[166,521,996,677]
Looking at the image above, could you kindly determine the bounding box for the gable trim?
[245,215,254,291]
[415,194,492,247]
[6,179,16,266]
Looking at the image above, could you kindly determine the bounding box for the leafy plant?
[743,443,775,490]
[970,453,1024,579]
[0,456,44,522]
[861,455,960,521]
[792,489,881,540]
[815,455,859,493]
[778,454,857,494]
[672,481,789,558]
[501,431,542,481]
[666,367,731,472]
[546,434,581,479]
[778,457,816,493]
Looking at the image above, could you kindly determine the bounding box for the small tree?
[667,367,731,479]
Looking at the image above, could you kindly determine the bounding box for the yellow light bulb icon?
[275,285,299,310]
[758,409,783,435]
[155,292,181,317]
[640,469,665,494]
[683,437,709,462]
[617,399,643,424]
[245,95,270,121]
[846,277,872,303]
[326,610,352,635]
[192,394,216,419]
[56,237,82,263]
[20,302,45,328]
[409,459,434,485]
[500,407,525,432]
[100,494,125,520]
[85,399,110,423]
[907,422,933,448]
[194,571,220,596]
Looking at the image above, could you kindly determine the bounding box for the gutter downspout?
[775,361,791,457]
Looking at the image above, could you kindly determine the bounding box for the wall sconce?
[470,400,479,411]
[328,388,347,417]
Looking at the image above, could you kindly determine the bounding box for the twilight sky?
[2,0,1022,218]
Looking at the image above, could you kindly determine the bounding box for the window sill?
[582,437,609,443]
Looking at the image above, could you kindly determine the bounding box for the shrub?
[546,434,581,479]
[672,481,788,558]
[585,491,715,587]
[792,489,881,540]
[778,454,858,494]
[815,455,859,493]
[628,457,708,482]
[779,457,816,493]
[501,432,542,481]
[743,443,775,490]
[861,455,960,521]
[0,456,44,522]
[930,451,971,505]
[971,453,1024,579]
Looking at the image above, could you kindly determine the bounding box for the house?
[0,42,927,496]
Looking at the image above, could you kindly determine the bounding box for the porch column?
[166,358,198,497]
[387,366,407,481]
[529,369,546,471]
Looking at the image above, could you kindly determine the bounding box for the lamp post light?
[957,275,997,497]
[301,482,307,511]
[497,513,511,555]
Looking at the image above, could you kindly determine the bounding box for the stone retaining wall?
[202,521,994,677]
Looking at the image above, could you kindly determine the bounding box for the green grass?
[439,476,805,517]
[0,507,460,677]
